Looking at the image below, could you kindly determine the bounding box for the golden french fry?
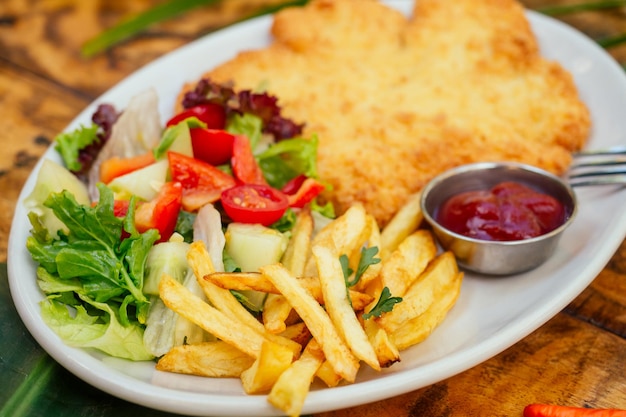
[380,191,423,260]
[304,203,369,276]
[156,341,254,378]
[312,245,380,371]
[263,293,293,334]
[352,215,383,292]
[377,251,459,334]
[260,263,360,383]
[282,208,314,276]
[240,340,294,394]
[380,229,437,298]
[279,322,311,346]
[268,339,325,417]
[390,253,464,350]
[189,242,302,357]
[206,272,374,310]
[315,360,342,387]
[158,274,265,358]
[263,210,314,334]
[205,271,278,293]
[362,318,400,369]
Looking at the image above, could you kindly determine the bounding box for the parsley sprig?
[362,287,402,320]
[338,246,401,318]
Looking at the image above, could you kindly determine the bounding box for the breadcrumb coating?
[184,0,590,227]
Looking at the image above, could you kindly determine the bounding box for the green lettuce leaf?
[41,298,153,361]
[257,135,319,189]
[54,124,100,172]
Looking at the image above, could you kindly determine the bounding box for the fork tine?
[568,147,626,187]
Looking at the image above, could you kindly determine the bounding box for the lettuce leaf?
[26,184,159,360]
[41,297,153,361]
[257,135,319,189]
[55,125,100,172]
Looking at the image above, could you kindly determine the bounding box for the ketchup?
[436,181,566,241]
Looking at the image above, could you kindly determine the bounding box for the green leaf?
[343,246,381,288]
[40,298,153,361]
[258,135,319,189]
[340,254,354,282]
[153,117,206,160]
[81,0,311,58]
[536,0,626,16]
[54,124,99,172]
[81,0,221,57]
[227,113,263,150]
[362,287,402,320]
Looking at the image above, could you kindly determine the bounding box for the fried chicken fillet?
[185,0,590,227]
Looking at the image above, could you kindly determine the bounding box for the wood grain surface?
[1,1,625,416]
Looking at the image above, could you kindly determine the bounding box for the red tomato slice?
[166,103,226,129]
[231,135,267,185]
[190,128,235,166]
[134,182,183,242]
[281,174,307,195]
[221,184,289,226]
[113,199,131,217]
[168,151,236,212]
[284,177,326,208]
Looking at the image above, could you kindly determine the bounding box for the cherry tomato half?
[166,103,226,129]
[221,184,289,226]
[191,128,235,166]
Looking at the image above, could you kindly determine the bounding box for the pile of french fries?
[156,192,463,417]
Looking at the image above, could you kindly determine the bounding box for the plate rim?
[8,2,626,416]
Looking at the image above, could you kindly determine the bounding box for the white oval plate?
[8,2,626,416]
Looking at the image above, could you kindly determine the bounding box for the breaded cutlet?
[182,0,590,227]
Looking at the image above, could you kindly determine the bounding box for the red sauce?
[436,181,566,241]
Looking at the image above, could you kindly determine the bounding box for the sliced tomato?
[284,177,326,208]
[166,103,226,129]
[168,151,236,211]
[134,182,183,242]
[113,199,131,217]
[231,134,267,185]
[190,128,235,166]
[99,152,156,184]
[221,184,289,226]
[281,174,307,195]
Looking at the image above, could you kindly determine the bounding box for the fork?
[567,146,626,187]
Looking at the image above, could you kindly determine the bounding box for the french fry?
[264,210,314,333]
[304,203,369,275]
[268,339,325,417]
[363,318,400,368]
[380,191,423,260]
[312,245,380,371]
[377,251,459,334]
[380,229,437,298]
[263,293,293,334]
[156,341,254,378]
[389,253,464,350]
[315,360,343,388]
[240,340,295,394]
[188,241,302,356]
[206,271,374,311]
[282,208,314,276]
[260,263,360,383]
[279,322,312,346]
[352,215,383,292]
[158,274,266,358]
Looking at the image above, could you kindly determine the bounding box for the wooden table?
[1,1,625,416]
